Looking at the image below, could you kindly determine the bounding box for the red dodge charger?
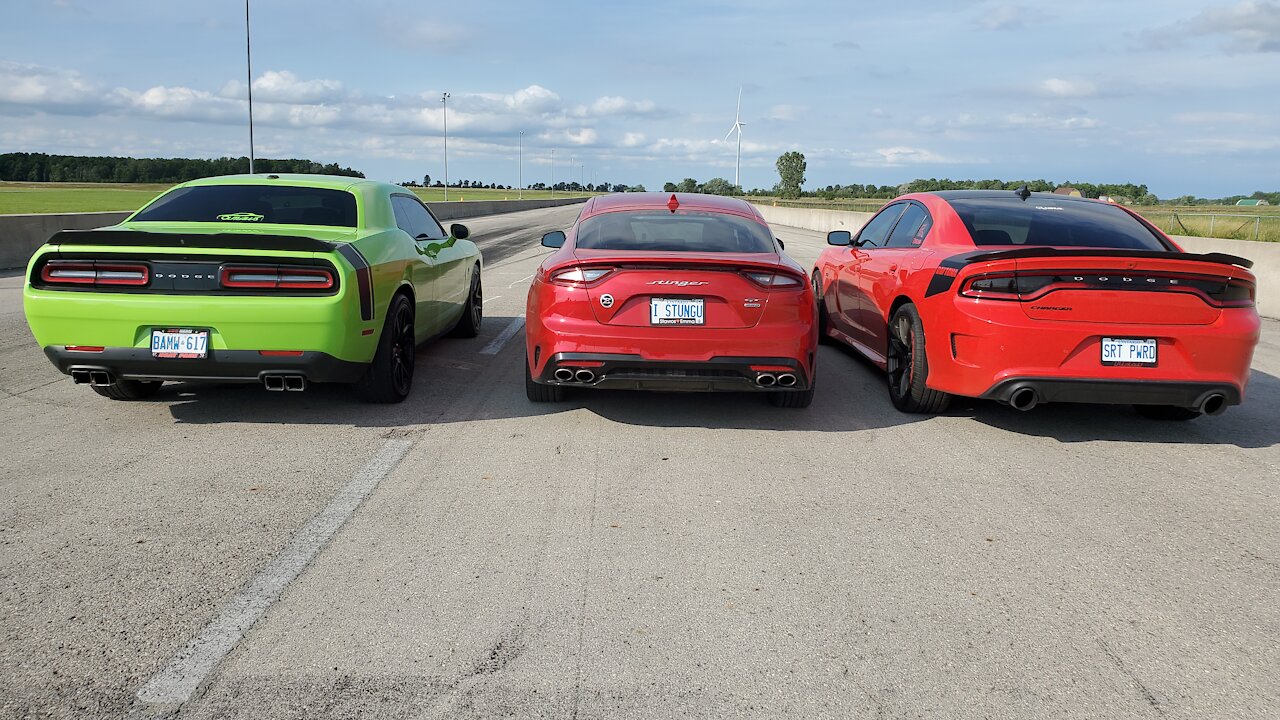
[813,189,1260,419]
[525,193,817,407]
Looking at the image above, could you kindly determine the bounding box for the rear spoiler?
[47,228,336,253]
[948,247,1253,270]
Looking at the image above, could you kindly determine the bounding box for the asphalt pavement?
[1,204,1277,719]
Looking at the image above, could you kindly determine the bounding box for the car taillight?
[549,266,614,286]
[41,261,149,287]
[220,265,334,290]
[742,271,803,289]
[1210,279,1255,308]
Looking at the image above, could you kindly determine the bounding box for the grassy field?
[0,181,596,215]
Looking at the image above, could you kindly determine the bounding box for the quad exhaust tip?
[777,373,797,387]
[553,368,575,382]
[1199,393,1227,416]
[574,369,596,383]
[71,369,91,385]
[283,375,306,392]
[756,373,777,387]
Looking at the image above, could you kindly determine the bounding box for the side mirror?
[827,230,852,246]
[450,223,470,240]
[775,237,786,250]
[542,230,566,248]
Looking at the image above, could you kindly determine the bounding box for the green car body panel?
[23,174,482,389]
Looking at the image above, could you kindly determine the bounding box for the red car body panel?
[814,191,1261,410]
[526,193,817,393]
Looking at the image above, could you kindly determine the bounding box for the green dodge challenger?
[23,174,484,403]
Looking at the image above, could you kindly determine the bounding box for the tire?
[449,265,483,338]
[355,293,415,403]
[91,378,161,400]
[886,303,951,414]
[812,271,832,343]
[525,360,565,403]
[769,386,814,408]
[1135,404,1201,421]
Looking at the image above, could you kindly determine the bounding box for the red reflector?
[558,360,605,368]
[66,345,105,352]
[361,328,375,336]
[258,351,305,357]
[667,194,680,213]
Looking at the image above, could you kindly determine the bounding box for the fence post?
[1256,216,1262,242]
[1208,214,1215,237]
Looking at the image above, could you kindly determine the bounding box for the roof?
[1236,199,1267,206]
[180,173,376,190]
[586,192,757,216]
[925,189,1103,205]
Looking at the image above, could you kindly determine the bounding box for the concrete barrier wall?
[752,202,1280,320]
[0,198,586,270]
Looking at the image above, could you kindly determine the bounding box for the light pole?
[441,92,450,200]
[518,130,524,200]
[569,155,575,193]
[550,148,556,196]
[244,0,255,174]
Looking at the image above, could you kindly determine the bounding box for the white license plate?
[151,329,209,359]
[650,297,705,326]
[1100,337,1157,366]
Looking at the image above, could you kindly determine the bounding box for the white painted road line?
[135,439,414,707]
[507,272,536,288]
[480,317,525,355]
[482,295,502,305]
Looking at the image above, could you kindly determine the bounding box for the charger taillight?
[220,265,335,290]
[41,261,149,287]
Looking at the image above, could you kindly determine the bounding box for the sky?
[1,0,1278,198]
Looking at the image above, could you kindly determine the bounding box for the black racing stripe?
[49,229,336,253]
[337,244,374,321]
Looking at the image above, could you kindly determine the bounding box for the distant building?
[1054,187,1083,197]
[1236,199,1270,206]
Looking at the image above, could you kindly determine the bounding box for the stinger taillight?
[742,271,803,289]
[549,266,614,286]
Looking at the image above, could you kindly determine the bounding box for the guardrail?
[751,202,1280,320]
[0,197,587,270]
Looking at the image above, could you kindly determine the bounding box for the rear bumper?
[45,346,367,384]
[981,377,1241,410]
[534,352,811,392]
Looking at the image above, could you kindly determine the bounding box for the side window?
[856,203,906,248]
[391,195,447,240]
[391,195,422,237]
[885,203,931,248]
[418,205,448,240]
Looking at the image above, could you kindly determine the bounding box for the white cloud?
[220,70,345,104]
[1038,78,1097,98]
[767,104,805,121]
[0,61,114,109]
[976,4,1037,31]
[621,132,646,147]
[1003,112,1100,130]
[854,146,953,166]
[1189,1,1280,52]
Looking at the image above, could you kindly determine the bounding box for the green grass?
[0,181,599,215]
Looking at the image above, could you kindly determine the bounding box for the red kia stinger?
[525,193,817,407]
[813,188,1260,419]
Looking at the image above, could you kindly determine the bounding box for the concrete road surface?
[1,204,1276,719]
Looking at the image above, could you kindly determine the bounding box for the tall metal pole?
[245,0,255,174]
[518,131,524,200]
[550,148,556,196]
[441,92,450,201]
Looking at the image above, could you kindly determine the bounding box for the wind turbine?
[723,87,745,189]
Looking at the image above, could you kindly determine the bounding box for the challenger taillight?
[549,266,614,286]
[220,265,335,290]
[41,261,149,287]
[742,271,804,289]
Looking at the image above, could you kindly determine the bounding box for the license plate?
[650,298,705,326]
[151,329,209,359]
[1100,337,1157,366]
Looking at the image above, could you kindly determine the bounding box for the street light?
[518,130,524,200]
[550,148,556,196]
[244,0,255,174]
[441,92,450,201]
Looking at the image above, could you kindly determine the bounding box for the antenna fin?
[1014,184,1031,200]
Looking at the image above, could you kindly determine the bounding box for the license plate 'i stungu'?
[650,298,705,326]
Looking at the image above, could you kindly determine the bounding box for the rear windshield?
[131,185,358,227]
[575,210,775,253]
[948,197,1168,250]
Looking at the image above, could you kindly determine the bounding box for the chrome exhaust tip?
[553,368,575,382]
[70,369,92,385]
[757,373,777,387]
[263,375,286,391]
[89,371,113,387]
[1009,387,1038,412]
[283,375,307,392]
[575,369,596,383]
[1200,393,1227,416]
[777,373,797,387]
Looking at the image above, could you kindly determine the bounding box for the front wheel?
[355,293,415,403]
[449,265,483,338]
[91,378,162,400]
[886,303,951,414]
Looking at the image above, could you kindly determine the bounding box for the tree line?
[0,153,364,184]
[401,174,645,193]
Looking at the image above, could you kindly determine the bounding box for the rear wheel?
[91,378,161,400]
[525,360,565,403]
[769,384,815,409]
[1135,404,1201,421]
[449,265,483,338]
[886,303,951,414]
[356,293,415,404]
